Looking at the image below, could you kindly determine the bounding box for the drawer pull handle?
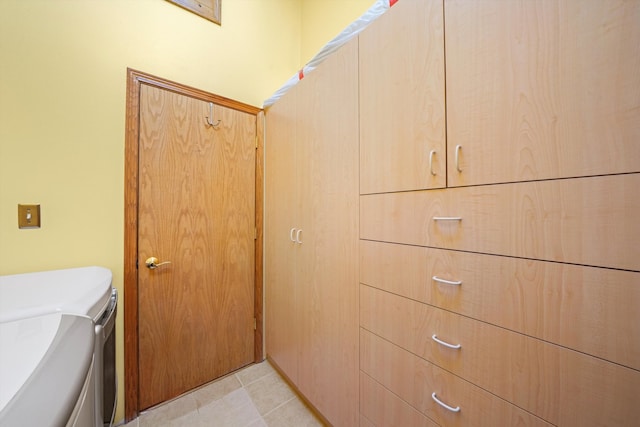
[455,144,462,172]
[432,334,461,349]
[432,276,462,286]
[432,392,461,413]
[295,229,303,244]
[433,216,462,221]
[429,150,437,176]
[290,228,297,242]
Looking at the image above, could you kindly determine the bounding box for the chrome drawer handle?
[295,229,303,244]
[290,228,297,242]
[455,144,462,172]
[433,216,462,221]
[432,392,461,413]
[429,150,437,176]
[432,276,462,286]
[432,334,461,350]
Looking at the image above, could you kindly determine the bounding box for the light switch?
[18,204,41,229]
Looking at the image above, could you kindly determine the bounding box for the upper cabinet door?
[445,0,640,187]
[359,0,446,194]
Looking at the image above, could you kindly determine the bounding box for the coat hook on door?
[205,102,221,127]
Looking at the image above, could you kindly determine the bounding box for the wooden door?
[295,38,360,427]
[445,0,640,187]
[264,86,300,384]
[359,0,446,194]
[137,84,256,409]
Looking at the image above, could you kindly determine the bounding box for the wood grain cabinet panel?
[360,329,553,427]
[265,78,300,385]
[357,1,639,425]
[360,174,640,271]
[361,285,640,425]
[360,372,438,427]
[359,0,446,194]
[445,0,640,186]
[265,38,359,426]
[360,240,640,371]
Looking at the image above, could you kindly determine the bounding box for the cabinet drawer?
[360,372,437,427]
[360,414,375,427]
[360,240,640,370]
[361,285,640,426]
[360,174,640,271]
[360,328,552,427]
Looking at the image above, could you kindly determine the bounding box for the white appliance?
[0,266,117,426]
[0,313,95,426]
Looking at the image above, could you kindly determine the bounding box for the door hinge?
[255,135,258,149]
[254,318,257,330]
[254,227,257,240]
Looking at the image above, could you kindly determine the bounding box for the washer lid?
[0,266,112,322]
[0,313,94,426]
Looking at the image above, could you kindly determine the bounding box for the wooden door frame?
[123,68,264,422]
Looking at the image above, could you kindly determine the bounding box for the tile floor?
[119,360,324,427]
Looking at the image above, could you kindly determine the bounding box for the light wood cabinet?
[265,38,359,427]
[361,284,640,425]
[266,0,639,425]
[264,72,299,385]
[445,0,640,187]
[360,373,437,427]
[357,1,639,425]
[360,0,640,191]
[361,329,553,427]
[361,174,640,271]
[360,240,640,371]
[359,0,446,194]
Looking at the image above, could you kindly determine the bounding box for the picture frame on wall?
[165,0,221,25]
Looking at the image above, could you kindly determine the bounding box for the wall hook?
[205,102,221,127]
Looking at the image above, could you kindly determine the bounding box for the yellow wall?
[0,0,372,424]
[301,0,375,65]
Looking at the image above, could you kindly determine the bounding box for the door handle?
[429,150,437,176]
[145,257,171,270]
[455,145,463,172]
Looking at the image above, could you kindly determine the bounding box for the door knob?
[145,257,171,270]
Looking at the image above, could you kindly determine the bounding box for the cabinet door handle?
[432,276,462,286]
[429,150,437,176]
[290,228,297,242]
[455,145,462,172]
[295,229,303,244]
[433,216,462,221]
[431,392,461,413]
[432,334,461,349]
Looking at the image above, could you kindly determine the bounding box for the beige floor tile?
[191,373,243,408]
[245,372,296,416]
[121,361,320,427]
[196,388,262,427]
[246,419,268,427]
[236,359,276,386]
[166,409,203,427]
[263,397,324,427]
[120,418,139,427]
[138,393,198,427]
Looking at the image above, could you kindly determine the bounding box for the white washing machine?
[0,267,117,427]
[0,312,95,426]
